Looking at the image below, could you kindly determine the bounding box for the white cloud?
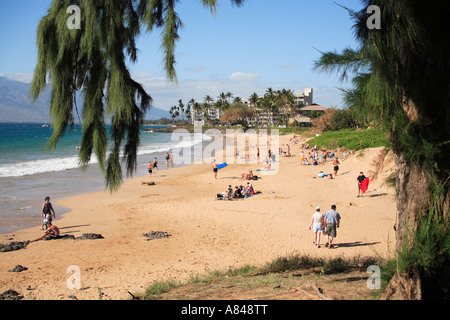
[229,71,260,81]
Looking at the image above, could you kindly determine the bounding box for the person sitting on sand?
[234,185,243,198]
[318,171,333,179]
[216,192,226,200]
[33,221,60,242]
[241,170,254,180]
[227,185,234,200]
[246,182,255,195]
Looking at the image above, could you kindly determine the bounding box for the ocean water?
[0,123,209,234]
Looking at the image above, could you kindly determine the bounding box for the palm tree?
[314,0,450,299]
[204,95,214,107]
[249,92,261,127]
[233,96,243,104]
[262,88,278,127]
[226,91,234,104]
[178,99,185,121]
[277,89,295,127]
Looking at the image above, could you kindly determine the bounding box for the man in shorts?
[357,172,367,197]
[333,158,340,177]
[147,161,153,177]
[33,221,60,242]
[152,157,159,170]
[324,204,341,249]
[212,159,218,179]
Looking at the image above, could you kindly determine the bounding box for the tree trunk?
[393,151,431,252]
[383,96,450,300]
[382,151,431,300]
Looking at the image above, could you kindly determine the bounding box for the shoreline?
[0,133,397,300]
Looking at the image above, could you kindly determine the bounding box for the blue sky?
[0,0,363,111]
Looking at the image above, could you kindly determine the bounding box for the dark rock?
[0,290,23,300]
[77,233,104,240]
[143,231,171,241]
[8,265,28,273]
[0,241,30,252]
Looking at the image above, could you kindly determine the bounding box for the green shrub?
[308,129,388,151]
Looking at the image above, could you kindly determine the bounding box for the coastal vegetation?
[314,0,450,299]
[136,253,390,300]
[29,0,449,299]
[307,129,388,151]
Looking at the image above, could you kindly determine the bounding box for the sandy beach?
[0,133,397,300]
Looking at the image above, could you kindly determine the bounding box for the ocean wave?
[0,133,209,178]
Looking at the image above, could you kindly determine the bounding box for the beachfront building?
[191,105,222,126]
[298,103,328,116]
[245,88,314,127]
[294,88,313,107]
[191,88,317,127]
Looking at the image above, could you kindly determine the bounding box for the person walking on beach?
[147,161,153,177]
[41,196,55,230]
[309,207,325,248]
[152,157,159,170]
[324,205,341,249]
[165,152,170,168]
[212,159,218,179]
[333,158,340,177]
[357,171,367,197]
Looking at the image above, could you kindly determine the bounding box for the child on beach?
[41,196,55,230]
[309,207,325,248]
[147,161,153,177]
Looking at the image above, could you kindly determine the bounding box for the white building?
[191,88,315,126]
[294,88,313,107]
[191,105,222,126]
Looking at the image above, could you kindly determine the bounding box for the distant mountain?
[0,77,170,123]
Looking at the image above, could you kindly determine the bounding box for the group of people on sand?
[279,144,291,157]
[216,182,256,201]
[299,149,336,166]
[147,152,174,177]
[308,205,341,249]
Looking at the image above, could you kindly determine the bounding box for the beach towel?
[360,178,370,194]
[217,163,228,170]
